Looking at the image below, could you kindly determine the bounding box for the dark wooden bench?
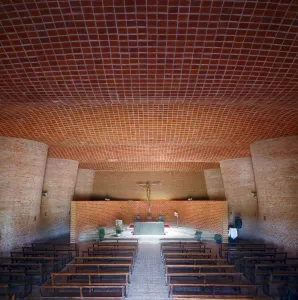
[85,249,137,257]
[41,284,125,299]
[228,251,287,264]
[167,272,243,285]
[0,284,9,300]
[10,251,70,263]
[163,253,212,259]
[31,243,79,257]
[93,242,138,249]
[251,263,298,283]
[0,262,48,284]
[0,274,32,298]
[49,272,129,295]
[169,282,260,298]
[7,256,64,272]
[66,263,132,275]
[22,247,73,262]
[164,258,227,265]
[161,243,206,251]
[162,248,211,255]
[73,256,134,266]
[95,238,138,244]
[165,264,236,279]
[264,271,298,296]
[89,245,137,252]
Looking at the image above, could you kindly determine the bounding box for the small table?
[134,222,165,235]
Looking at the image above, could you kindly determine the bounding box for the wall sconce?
[188,198,192,201]
[105,198,110,201]
[42,191,48,197]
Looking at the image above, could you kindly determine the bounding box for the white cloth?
[228,228,238,240]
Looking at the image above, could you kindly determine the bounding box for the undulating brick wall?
[251,135,298,256]
[204,168,226,200]
[220,157,258,239]
[0,137,48,253]
[70,200,228,242]
[40,158,79,239]
[93,171,208,200]
[74,169,95,199]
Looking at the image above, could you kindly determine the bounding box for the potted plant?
[195,231,203,241]
[214,234,222,244]
[98,227,105,241]
[116,228,122,237]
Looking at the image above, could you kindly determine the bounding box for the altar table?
[133,222,165,235]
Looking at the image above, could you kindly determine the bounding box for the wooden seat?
[164,258,227,265]
[66,263,132,275]
[0,275,32,299]
[162,248,211,255]
[85,249,137,257]
[168,283,260,298]
[168,272,243,285]
[163,253,212,259]
[165,264,235,277]
[41,284,125,299]
[0,262,48,284]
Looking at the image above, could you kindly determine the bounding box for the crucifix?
[136,181,160,216]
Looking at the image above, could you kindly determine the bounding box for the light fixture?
[188,198,192,201]
[105,198,110,201]
[42,191,48,197]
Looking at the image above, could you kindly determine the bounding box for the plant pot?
[195,234,202,241]
[216,239,222,244]
[99,235,105,241]
[116,234,121,237]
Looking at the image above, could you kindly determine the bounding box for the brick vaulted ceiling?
[1,1,298,171]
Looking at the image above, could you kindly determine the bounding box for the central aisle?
[127,243,169,300]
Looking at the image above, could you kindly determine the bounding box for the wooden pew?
[161,243,206,251]
[165,264,236,280]
[94,238,138,244]
[0,284,9,300]
[10,251,70,264]
[93,242,138,249]
[84,249,137,257]
[168,282,260,298]
[0,263,48,284]
[73,256,134,266]
[31,242,77,252]
[239,256,287,273]
[0,274,32,299]
[163,253,212,259]
[228,251,287,264]
[50,272,129,294]
[41,284,125,299]
[264,271,298,296]
[162,247,211,253]
[8,256,64,272]
[66,263,132,276]
[251,263,298,283]
[22,247,73,262]
[168,272,243,285]
[164,258,227,265]
[90,245,137,252]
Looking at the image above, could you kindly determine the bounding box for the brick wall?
[0,137,48,253]
[220,157,258,239]
[40,158,78,239]
[204,168,226,200]
[74,169,95,198]
[70,200,228,242]
[251,135,298,256]
[92,171,208,200]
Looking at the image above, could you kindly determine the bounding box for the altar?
[133,222,165,235]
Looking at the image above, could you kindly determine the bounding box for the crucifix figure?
[137,181,160,216]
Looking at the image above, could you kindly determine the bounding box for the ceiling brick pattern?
[1,1,297,171]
